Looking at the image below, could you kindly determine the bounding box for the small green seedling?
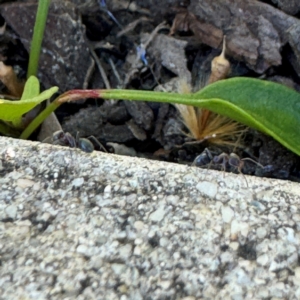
[0,0,54,136]
[0,76,57,135]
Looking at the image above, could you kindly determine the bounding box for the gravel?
[0,136,300,299]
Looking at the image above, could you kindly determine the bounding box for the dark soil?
[1,0,300,182]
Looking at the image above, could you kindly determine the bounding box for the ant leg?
[240,156,264,186]
[238,171,249,188]
[213,153,229,178]
[87,136,107,152]
[205,148,214,174]
[75,131,80,144]
[228,153,249,187]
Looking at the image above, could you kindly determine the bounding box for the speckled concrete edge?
[1,136,297,195]
[1,136,300,299]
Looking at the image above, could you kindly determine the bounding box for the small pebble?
[222,206,235,223]
[257,254,269,266]
[196,181,218,198]
[256,227,267,239]
[149,205,166,222]
[111,263,126,275]
[16,178,35,188]
[72,177,84,187]
[76,245,90,256]
[5,205,17,219]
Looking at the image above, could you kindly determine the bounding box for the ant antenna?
[240,157,264,169]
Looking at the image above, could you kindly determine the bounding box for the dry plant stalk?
[208,36,230,84]
[176,37,246,147]
[201,36,230,128]
[0,61,24,97]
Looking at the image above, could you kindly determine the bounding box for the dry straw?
[176,36,246,147]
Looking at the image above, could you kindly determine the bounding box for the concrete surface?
[0,136,300,300]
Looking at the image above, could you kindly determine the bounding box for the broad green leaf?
[21,76,40,100]
[96,77,300,156]
[191,78,300,156]
[0,86,58,122]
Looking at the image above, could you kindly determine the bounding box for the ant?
[193,148,264,187]
[49,130,107,153]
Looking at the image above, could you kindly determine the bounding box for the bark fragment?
[188,0,300,74]
[170,9,223,49]
[271,0,300,15]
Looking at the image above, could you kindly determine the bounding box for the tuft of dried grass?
[176,103,246,147]
[175,37,246,147]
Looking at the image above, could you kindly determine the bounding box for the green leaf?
[21,75,40,100]
[97,77,300,156]
[0,85,58,122]
[10,75,42,128]
[191,78,300,156]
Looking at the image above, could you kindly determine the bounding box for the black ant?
[50,130,106,153]
[193,148,264,186]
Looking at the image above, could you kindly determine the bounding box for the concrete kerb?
[0,136,299,299]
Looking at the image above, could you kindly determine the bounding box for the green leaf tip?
[193,77,300,156]
[21,76,40,100]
